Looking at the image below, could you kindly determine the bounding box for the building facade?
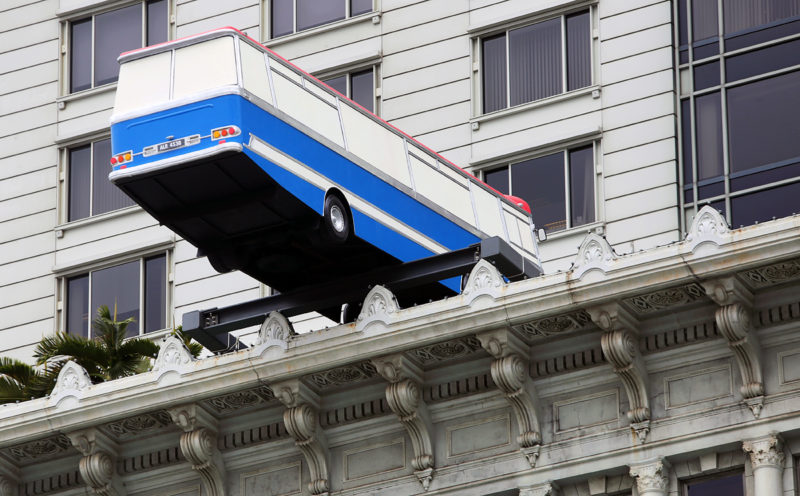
[1,0,800,495]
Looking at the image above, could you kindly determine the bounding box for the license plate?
[143,135,201,157]
[157,138,186,152]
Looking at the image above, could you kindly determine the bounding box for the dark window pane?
[70,19,92,92]
[687,473,744,496]
[484,167,509,194]
[731,160,800,191]
[709,199,726,218]
[698,180,725,199]
[144,255,166,333]
[678,0,689,46]
[695,92,724,180]
[69,145,91,221]
[569,146,594,226]
[146,0,168,46]
[512,153,566,233]
[684,186,694,202]
[723,0,800,35]
[323,75,347,96]
[297,0,345,31]
[726,38,800,83]
[482,34,507,113]
[66,275,90,338]
[350,69,373,112]
[92,139,135,215]
[95,4,142,87]
[680,49,689,64]
[566,11,591,91]
[351,0,372,16]
[681,99,694,187]
[693,41,719,59]
[692,0,719,41]
[725,18,800,51]
[727,70,800,173]
[509,18,562,105]
[271,0,293,37]
[731,181,800,226]
[92,261,140,337]
[694,61,720,90]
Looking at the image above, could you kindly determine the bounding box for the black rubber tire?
[207,249,246,273]
[323,194,351,243]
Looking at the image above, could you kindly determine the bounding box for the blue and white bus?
[109,27,541,306]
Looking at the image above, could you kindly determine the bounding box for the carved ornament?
[306,361,377,389]
[253,311,294,354]
[625,283,706,314]
[50,360,92,399]
[743,434,784,469]
[514,310,592,339]
[461,259,504,304]
[629,458,670,495]
[741,258,800,288]
[686,205,729,251]
[356,285,399,332]
[204,385,274,414]
[167,405,225,496]
[408,336,484,365]
[152,336,194,374]
[571,233,617,279]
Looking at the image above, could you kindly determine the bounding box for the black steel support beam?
[184,237,539,352]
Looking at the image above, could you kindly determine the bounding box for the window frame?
[262,0,375,41]
[478,140,601,236]
[472,4,596,117]
[59,0,173,97]
[58,135,138,226]
[680,470,745,496]
[58,251,172,339]
[675,0,800,231]
[319,64,380,115]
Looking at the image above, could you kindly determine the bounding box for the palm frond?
[33,332,107,368]
[0,376,28,404]
[0,357,37,385]
[172,326,204,358]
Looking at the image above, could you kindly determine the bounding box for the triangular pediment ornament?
[571,233,617,279]
[152,335,194,375]
[253,311,294,355]
[462,258,504,304]
[356,285,399,332]
[686,205,730,252]
[50,360,92,400]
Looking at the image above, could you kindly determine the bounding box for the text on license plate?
[143,135,201,157]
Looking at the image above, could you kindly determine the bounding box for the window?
[322,68,375,112]
[683,472,744,496]
[269,0,372,39]
[483,144,596,234]
[481,9,591,114]
[69,0,168,93]
[65,254,168,338]
[677,0,800,228]
[67,138,135,221]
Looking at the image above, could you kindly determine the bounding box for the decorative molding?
[49,360,92,400]
[372,354,435,491]
[273,380,329,496]
[629,458,670,496]
[4,434,72,463]
[686,205,729,251]
[624,283,706,315]
[408,336,484,365]
[104,410,173,440]
[530,347,605,378]
[425,373,495,403]
[461,258,504,304]
[306,361,378,389]
[519,481,559,496]
[152,336,194,375]
[588,304,650,443]
[253,311,294,354]
[740,257,800,288]
[743,434,784,469]
[66,428,125,496]
[477,329,541,467]
[167,404,225,496]
[0,458,19,496]
[702,278,763,417]
[319,398,391,428]
[204,385,275,414]
[356,285,399,331]
[513,310,593,339]
[571,233,617,279]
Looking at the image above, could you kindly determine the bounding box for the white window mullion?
[90,15,96,89]
[87,271,93,339]
[293,0,297,34]
[563,150,571,229]
[505,30,511,109]
[139,259,145,336]
[561,15,567,93]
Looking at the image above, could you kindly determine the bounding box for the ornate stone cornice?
[461,258,505,304]
[0,457,19,496]
[686,205,729,251]
[588,304,650,443]
[273,380,329,495]
[408,336,484,365]
[743,434,785,469]
[253,311,294,355]
[372,354,434,490]
[356,285,399,332]
[49,360,92,402]
[66,428,125,496]
[152,336,194,376]
[477,329,541,467]
[702,277,764,417]
[167,404,225,496]
[571,233,617,279]
[629,458,670,496]
[519,481,559,496]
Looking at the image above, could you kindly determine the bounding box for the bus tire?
[323,194,351,243]
[207,249,246,273]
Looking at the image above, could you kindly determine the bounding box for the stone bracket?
[588,304,650,443]
[702,278,764,417]
[167,404,225,496]
[0,457,20,496]
[372,354,434,490]
[273,379,329,496]
[477,329,542,467]
[65,428,125,496]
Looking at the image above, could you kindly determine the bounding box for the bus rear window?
[173,36,237,100]
[114,51,171,116]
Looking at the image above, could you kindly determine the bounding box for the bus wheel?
[207,249,246,273]
[323,194,351,243]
